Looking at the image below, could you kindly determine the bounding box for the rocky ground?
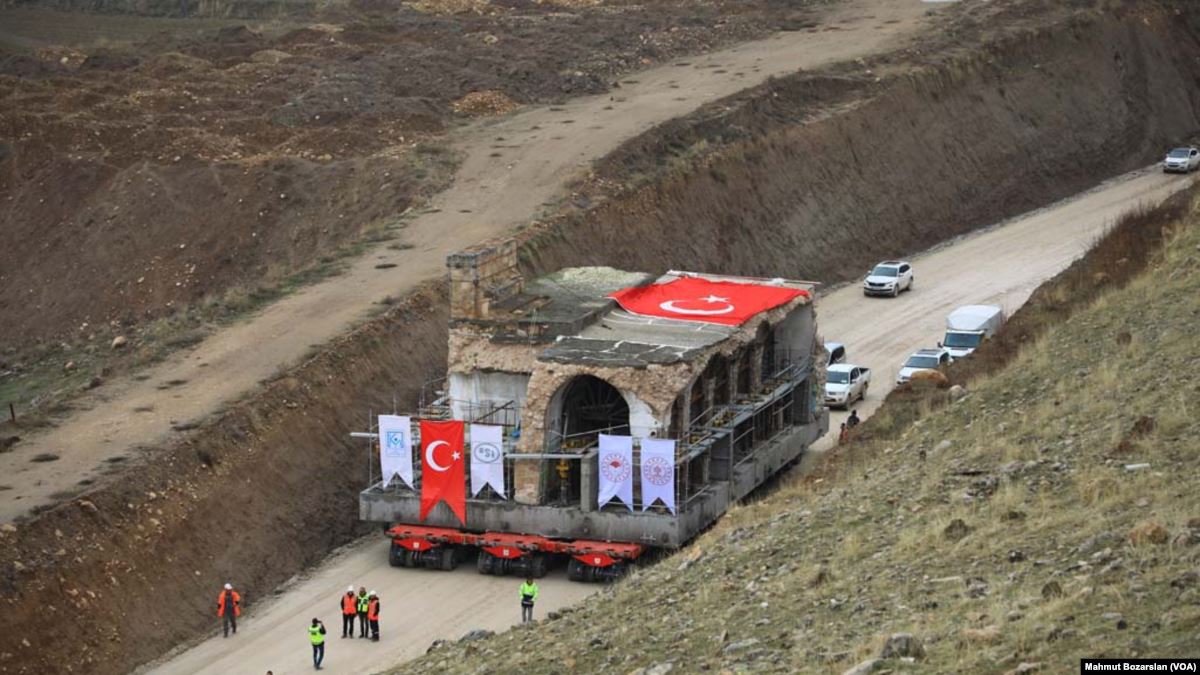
[394,190,1200,673]
[0,0,833,421]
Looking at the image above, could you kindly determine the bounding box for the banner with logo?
[419,420,466,524]
[378,415,413,489]
[639,438,676,514]
[609,276,807,326]
[597,434,633,510]
[469,424,505,499]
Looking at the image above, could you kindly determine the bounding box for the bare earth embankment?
[2,1,1200,674]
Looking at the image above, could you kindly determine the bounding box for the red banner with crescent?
[419,420,466,524]
[609,277,807,326]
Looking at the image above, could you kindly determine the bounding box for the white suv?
[863,261,914,297]
[896,347,951,385]
[1163,147,1200,173]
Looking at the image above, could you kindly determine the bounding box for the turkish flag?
[419,420,466,525]
[609,277,808,326]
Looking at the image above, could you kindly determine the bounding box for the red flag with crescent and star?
[609,277,808,326]
[419,420,466,524]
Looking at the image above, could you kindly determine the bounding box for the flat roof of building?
[537,270,815,367]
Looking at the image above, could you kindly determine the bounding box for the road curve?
[0,0,934,524]
[145,167,1194,675]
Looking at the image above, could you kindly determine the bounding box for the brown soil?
[1,1,1199,674]
[515,0,1200,286]
[0,0,826,377]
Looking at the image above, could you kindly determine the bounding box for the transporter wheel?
[477,551,495,575]
[439,547,458,571]
[530,554,549,579]
[389,542,406,568]
[567,558,585,582]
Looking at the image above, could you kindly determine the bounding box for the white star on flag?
[452,451,462,461]
[703,295,730,304]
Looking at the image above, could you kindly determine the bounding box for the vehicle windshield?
[826,371,850,384]
[944,332,982,348]
[871,266,898,277]
[1169,148,1192,158]
[904,355,940,369]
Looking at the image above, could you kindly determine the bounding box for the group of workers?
[217,577,539,671]
[837,409,861,444]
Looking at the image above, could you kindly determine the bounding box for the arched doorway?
[546,375,630,505]
[557,375,631,440]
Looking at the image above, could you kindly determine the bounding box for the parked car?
[825,363,870,408]
[824,342,846,366]
[896,347,951,385]
[863,261,914,297]
[940,305,1005,359]
[1163,147,1200,173]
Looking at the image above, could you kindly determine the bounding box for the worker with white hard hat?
[216,582,241,637]
[339,585,358,638]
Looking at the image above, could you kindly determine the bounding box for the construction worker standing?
[217,583,241,637]
[367,590,381,641]
[308,618,326,670]
[339,586,357,638]
[356,586,369,638]
[519,577,538,623]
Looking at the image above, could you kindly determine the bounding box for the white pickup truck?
[825,363,870,409]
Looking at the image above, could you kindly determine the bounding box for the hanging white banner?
[597,434,633,510]
[469,423,506,499]
[639,438,676,514]
[378,415,414,489]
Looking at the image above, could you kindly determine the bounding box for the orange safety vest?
[342,594,357,615]
[367,598,380,621]
[217,590,241,617]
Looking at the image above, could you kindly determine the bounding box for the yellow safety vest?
[357,595,369,612]
[309,625,325,645]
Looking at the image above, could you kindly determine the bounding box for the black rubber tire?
[388,542,406,568]
[530,554,549,579]
[440,547,458,571]
[476,551,495,575]
[567,558,584,582]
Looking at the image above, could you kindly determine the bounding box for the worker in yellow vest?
[519,577,539,623]
[308,618,327,670]
[356,586,369,638]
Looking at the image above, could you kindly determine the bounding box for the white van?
[941,305,1005,359]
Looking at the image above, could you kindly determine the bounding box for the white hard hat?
[347,585,355,592]
[224,583,232,590]
[369,590,377,596]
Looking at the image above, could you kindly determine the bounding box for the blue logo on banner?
[384,430,406,456]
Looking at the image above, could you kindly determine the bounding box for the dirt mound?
[451,89,518,116]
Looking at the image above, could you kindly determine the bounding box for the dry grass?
[393,192,1200,674]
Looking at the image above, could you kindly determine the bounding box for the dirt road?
[146,167,1191,675]
[813,166,1192,450]
[0,0,934,523]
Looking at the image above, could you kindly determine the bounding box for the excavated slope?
[1,2,1199,674]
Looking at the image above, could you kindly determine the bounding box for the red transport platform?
[386,524,644,582]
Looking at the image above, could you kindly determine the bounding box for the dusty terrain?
[0,0,931,523]
[2,2,1199,674]
[149,167,1191,675]
[0,0,839,416]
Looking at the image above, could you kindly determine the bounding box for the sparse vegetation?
[396,193,1200,673]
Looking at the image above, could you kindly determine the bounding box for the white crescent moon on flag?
[425,440,451,472]
[659,295,735,316]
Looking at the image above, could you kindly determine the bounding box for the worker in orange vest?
[339,586,357,638]
[217,582,241,637]
[367,590,381,642]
